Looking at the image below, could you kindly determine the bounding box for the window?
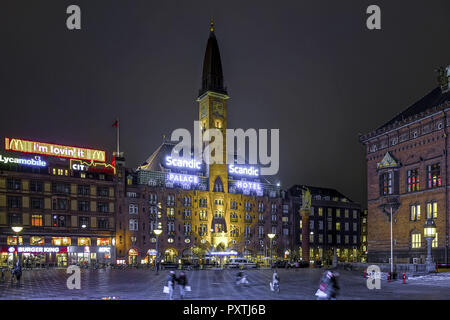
[380,172,393,195]
[336,222,341,231]
[78,185,90,196]
[97,187,109,197]
[129,219,138,231]
[52,215,68,227]
[345,210,349,218]
[345,235,349,244]
[167,195,175,206]
[200,198,208,207]
[78,200,90,212]
[97,218,109,229]
[52,168,69,176]
[149,193,157,204]
[9,213,22,225]
[184,222,192,234]
[353,210,358,219]
[79,216,90,228]
[336,209,340,218]
[31,214,43,227]
[52,237,71,246]
[318,234,323,243]
[345,223,349,231]
[427,163,441,189]
[30,198,44,209]
[258,226,264,236]
[52,198,68,210]
[283,228,289,236]
[129,204,139,214]
[78,237,91,246]
[30,180,43,193]
[7,196,21,209]
[271,226,277,234]
[7,178,21,190]
[7,236,23,245]
[200,210,207,220]
[426,202,437,219]
[30,236,44,245]
[97,202,109,213]
[407,169,420,192]
[410,204,421,221]
[52,183,70,194]
[97,238,111,246]
[318,208,323,217]
[411,233,421,248]
[167,207,175,217]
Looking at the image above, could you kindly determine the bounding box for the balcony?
[167,215,175,221]
[230,218,238,223]
[183,215,192,221]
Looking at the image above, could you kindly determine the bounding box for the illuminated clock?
[200,104,207,118]
[213,102,223,116]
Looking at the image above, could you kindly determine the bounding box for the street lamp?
[154,229,162,274]
[424,218,437,273]
[11,226,23,265]
[11,226,23,233]
[268,233,276,268]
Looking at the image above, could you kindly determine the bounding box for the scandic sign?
[5,138,106,162]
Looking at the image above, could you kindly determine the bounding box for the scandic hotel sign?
[5,137,106,162]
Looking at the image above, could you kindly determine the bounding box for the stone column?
[300,208,311,262]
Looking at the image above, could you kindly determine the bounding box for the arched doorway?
[128,248,138,265]
[164,248,178,263]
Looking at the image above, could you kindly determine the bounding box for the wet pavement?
[0,267,449,300]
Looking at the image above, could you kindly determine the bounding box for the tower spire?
[210,17,215,32]
[199,19,227,97]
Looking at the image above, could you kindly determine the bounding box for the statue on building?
[301,186,311,210]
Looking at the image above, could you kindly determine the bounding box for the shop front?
[128,248,138,265]
[2,246,69,267]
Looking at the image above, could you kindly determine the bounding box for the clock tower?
[197,19,229,193]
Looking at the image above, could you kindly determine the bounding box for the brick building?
[113,21,294,266]
[0,143,116,268]
[360,66,450,264]
[287,185,362,264]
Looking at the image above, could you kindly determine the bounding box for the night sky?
[1,0,449,206]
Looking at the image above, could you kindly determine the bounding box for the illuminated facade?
[114,22,294,265]
[360,66,450,264]
[0,147,116,267]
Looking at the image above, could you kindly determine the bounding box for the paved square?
[0,267,449,300]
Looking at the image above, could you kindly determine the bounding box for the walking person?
[13,261,22,284]
[177,271,187,299]
[271,270,280,293]
[166,271,177,300]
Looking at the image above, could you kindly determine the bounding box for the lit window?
[78,237,91,246]
[426,202,437,219]
[427,163,441,189]
[407,169,420,192]
[31,214,43,227]
[52,237,71,246]
[411,233,421,248]
[410,204,421,221]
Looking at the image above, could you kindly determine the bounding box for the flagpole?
[116,117,120,155]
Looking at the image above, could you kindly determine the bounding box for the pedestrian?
[271,270,280,292]
[14,261,22,284]
[177,271,187,299]
[166,270,177,300]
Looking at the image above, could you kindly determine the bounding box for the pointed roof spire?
[210,17,215,33]
[198,19,227,97]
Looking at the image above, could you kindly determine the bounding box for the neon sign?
[0,154,47,167]
[165,156,201,170]
[16,246,67,253]
[70,159,116,174]
[236,181,261,192]
[229,164,259,177]
[167,173,199,184]
[5,137,106,162]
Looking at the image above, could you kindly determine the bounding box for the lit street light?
[267,233,275,268]
[424,218,437,273]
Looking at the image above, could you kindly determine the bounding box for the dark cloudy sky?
[1,0,449,205]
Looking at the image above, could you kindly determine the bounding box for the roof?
[378,87,450,130]
[288,184,354,203]
[198,23,227,97]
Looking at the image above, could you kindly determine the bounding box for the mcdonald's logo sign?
[5,137,106,162]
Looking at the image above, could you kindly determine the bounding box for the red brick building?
[360,66,450,264]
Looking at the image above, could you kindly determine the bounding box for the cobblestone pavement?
[0,267,449,300]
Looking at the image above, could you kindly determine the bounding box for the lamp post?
[424,218,437,273]
[268,233,275,268]
[154,229,162,274]
[11,226,23,265]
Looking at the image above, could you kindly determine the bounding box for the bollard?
[388,272,391,282]
[364,270,367,278]
[403,273,406,284]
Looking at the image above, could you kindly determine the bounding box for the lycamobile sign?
[0,154,47,167]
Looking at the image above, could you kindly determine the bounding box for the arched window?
[213,177,224,192]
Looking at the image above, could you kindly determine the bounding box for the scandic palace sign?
[5,137,106,162]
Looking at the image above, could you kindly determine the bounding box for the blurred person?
[316,270,339,300]
[271,270,280,292]
[166,270,177,300]
[177,271,187,299]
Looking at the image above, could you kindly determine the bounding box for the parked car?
[290,260,309,268]
[272,260,289,268]
[227,258,257,269]
[161,262,178,269]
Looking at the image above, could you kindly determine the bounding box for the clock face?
[200,104,207,118]
[213,102,223,116]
